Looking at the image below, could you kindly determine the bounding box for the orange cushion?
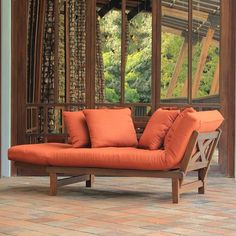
[63,111,90,148]
[138,108,180,150]
[83,108,138,148]
[8,143,71,165]
[164,109,224,169]
[164,107,196,148]
[49,147,166,170]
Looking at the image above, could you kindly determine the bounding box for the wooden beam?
[127,0,150,21]
[166,37,188,98]
[162,6,209,23]
[98,0,119,18]
[192,28,215,97]
[181,41,198,97]
[121,0,126,104]
[210,61,219,95]
[152,0,161,109]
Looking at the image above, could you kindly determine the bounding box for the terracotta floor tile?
[0,173,236,235]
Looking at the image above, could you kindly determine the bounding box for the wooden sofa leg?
[86,175,94,188]
[172,178,180,204]
[198,169,206,194]
[49,173,57,196]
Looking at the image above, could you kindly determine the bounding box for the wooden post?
[198,169,206,194]
[121,0,126,104]
[49,173,57,196]
[166,38,188,98]
[192,28,215,97]
[86,174,95,187]
[172,178,180,204]
[210,62,220,95]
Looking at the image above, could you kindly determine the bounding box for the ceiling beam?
[127,0,151,21]
[98,0,120,18]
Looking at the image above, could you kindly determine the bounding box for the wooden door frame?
[11,0,236,177]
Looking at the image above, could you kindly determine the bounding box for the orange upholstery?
[8,143,71,165]
[8,110,224,171]
[63,111,90,148]
[164,110,224,169]
[164,107,196,148]
[49,147,166,170]
[139,108,180,150]
[9,144,166,170]
[83,108,138,148]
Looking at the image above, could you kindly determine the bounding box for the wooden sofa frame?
[14,129,221,203]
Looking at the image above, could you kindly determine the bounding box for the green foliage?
[99,10,220,103]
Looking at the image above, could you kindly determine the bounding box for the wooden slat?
[192,28,215,97]
[188,0,193,104]
[166,38,188,98]
[47,167,184,179]
[57,175,90,187]
[162,6,209,23]
[187,162,208,172]
[210,61,220,95]
[121,0,126,104]
[180,180,203,193]
[152,0,161,110]
[180,131,199,174]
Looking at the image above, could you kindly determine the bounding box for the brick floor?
[0,172,236,236]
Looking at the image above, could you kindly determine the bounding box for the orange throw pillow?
[83,108,138,148]
[138,108,180,150]
[63,111,90,148]
[164,107,196,148]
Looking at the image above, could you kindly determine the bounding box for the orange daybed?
[8,108,223,203]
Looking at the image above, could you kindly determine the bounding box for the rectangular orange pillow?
[63,111,90,148]
[139,108,180,150]
[83,108,138,148]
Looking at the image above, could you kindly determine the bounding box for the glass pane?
[192,0,220,103]
[96,1,122,103]
[125,0,152,104]
[161,0,189,104]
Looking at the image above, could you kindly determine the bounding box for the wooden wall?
[11,0,28,175]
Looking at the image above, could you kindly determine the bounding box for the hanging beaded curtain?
[58,0,66,103]
[95,15,105,103]
[41,0,56,133]
[41,0,56,104]
[69,0,86,104]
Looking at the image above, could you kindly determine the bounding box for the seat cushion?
[63,111,90,148]
[138,108,180,150]
[83,108,138,148]
[8,144,169,170]
[50,147,166,170]
[8,143,72,165]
